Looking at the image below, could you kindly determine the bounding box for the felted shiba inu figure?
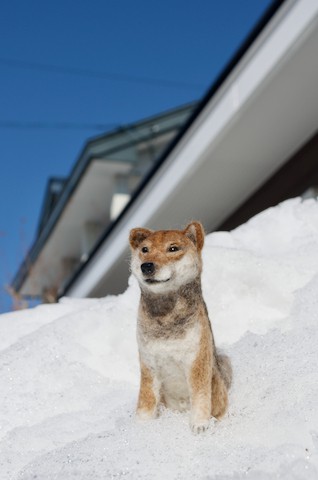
[129,221,232,433]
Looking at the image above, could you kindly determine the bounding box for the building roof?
[14,0,318,302]
[62,0,318,299]
[12,102,195,297]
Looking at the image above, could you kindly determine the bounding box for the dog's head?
[129,222,205,293]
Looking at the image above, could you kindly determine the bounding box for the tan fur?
[137,361,158,418]
[129,221,232,433]
[189,304,213,429]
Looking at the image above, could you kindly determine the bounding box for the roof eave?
[63,0,302,298]
[12,102,196,294]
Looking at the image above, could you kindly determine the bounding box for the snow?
[1,197,318,479]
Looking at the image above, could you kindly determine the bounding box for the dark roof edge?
[61,0,287,297]
[84,100,197,147]
[36,176,67,234]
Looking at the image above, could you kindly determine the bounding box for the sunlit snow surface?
[1,198,318,479]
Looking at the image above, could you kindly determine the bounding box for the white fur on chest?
[138,323,201,411]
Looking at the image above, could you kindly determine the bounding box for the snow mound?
[1,197,318,479]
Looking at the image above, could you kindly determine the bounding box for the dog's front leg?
[136,361,160,420]
[188,349,212,434]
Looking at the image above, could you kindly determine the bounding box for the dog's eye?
[141,246,149,253]
[168,245,179,252]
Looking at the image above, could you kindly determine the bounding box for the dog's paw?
[136,408,157,421]
[190,416,210,434]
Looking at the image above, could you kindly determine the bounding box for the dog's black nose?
[141,262,155,276]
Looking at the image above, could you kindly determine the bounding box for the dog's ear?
[129,228,153,249]
[184,222,205,251]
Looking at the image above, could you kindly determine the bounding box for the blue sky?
[0,0,273,312]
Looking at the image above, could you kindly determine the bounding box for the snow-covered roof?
[64,0,318,299]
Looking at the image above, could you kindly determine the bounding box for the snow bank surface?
[1,197,318,479]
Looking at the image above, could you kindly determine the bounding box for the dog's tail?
[216,353,232,390]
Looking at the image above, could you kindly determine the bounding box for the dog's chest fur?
[137,281,205,411]
[139,280,202,338]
